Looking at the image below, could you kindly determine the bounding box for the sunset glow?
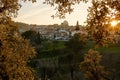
[110,20,118,27]
[14,0,92,25]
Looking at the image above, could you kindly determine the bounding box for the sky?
[14,0,92,26]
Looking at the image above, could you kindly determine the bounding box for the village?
[17,20,87,41]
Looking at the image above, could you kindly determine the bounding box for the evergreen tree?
[75,21,80,31]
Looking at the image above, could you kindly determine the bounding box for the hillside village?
[16,21,87,41]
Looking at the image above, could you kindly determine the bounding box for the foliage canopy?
[0,0,36,79]
[0,24,36,80]
[80,49,113,80]
[0,0,36,23]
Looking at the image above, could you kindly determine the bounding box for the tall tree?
[86,0,120,47]
[66,33,86,80]
[75,21,80,31]
[80,49,113,80]
[0,24,36,80]
[87,0,110,47]
[0,0,36,79]
[80,1,120,80]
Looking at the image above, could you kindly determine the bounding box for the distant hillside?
[15,22,48,33]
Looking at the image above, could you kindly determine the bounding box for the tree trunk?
[71,66,74,80]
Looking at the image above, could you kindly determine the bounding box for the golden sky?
[14,0,92,25]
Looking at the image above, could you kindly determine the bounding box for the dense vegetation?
[1,0,120,80]
[22,30,120,80]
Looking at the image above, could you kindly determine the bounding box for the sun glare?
[110,20,118,27]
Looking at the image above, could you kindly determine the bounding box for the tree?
[75,21,80,31]
[0,0,37,79]
[45,0,120,19]
[80,1,120,80]
[44,0,88,18]
[0,0,36,24]
[80,49,113,80]
[0,24,36,80]
[22,30,43,45]
[22,30,44,54]
[86,0,110,47]
[65,33,86,80]
[66,33,86,54]
[86,0,120,47]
